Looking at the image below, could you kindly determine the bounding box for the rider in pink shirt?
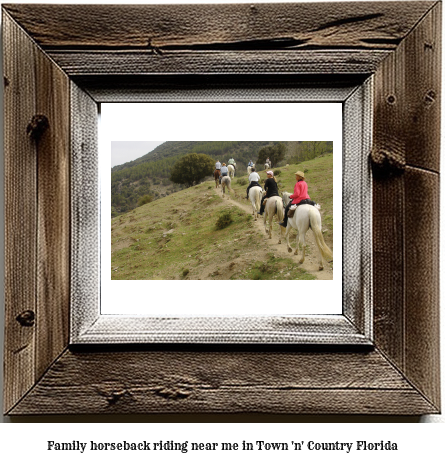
[279,170,315,227]
[290,175,310,205]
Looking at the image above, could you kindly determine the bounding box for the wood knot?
[4,76,10,87]
[16,310,35,327]
[370,148,405,178]
[154,386,191,400]
[386,94,396,105]
[27,115,49,140]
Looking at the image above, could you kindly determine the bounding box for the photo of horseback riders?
[111,141,334,281]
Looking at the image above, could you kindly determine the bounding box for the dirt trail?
[216,185,333,280]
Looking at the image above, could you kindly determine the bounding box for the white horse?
[282,192,333,270]
[264,162,270,170]
[248,185,262,221]
[247,164,255,175]
[263,195,285,243]
[228,164,235,179]
[220,175,233,198]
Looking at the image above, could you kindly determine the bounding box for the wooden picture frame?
[2,2,441,415]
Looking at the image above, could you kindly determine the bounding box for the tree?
[138,194,153,207]
[257,142,287,167]
[300,141,330,160]
[170,153,215,187]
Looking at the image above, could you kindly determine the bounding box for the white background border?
[101,102,342,316]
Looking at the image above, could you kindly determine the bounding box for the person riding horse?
[258,171,279,215]
[246,168,261,199]
[214,160,222,180]
[228,157,236,172]
[279,171,316,227]
[220,163,229,183]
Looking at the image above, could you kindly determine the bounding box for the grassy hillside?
[111,153,333,280]
[111,141,331,215]
[230,154,334,245]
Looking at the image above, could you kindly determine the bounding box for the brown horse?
[214,169,221,188]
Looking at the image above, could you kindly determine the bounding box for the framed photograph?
[3,2,440,415]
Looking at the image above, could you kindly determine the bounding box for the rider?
[228,157,235,167]
[220,163,229,182]
[279,171,316,227]
[214,159,222,181]
[258,171,279,215]
[246,167,261,199]
[248,160,254,168]
[265,157,271,168]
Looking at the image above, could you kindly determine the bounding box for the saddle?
[288,205,297,218]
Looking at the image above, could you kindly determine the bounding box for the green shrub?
[138,195,153,207]
[182,268,190,277]
[237,178,248,186]
[216,211,233,230]
[274,169,281,176]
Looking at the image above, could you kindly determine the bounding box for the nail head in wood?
[425,90,436,105]
[26,114,49,141]
[16,310,35,327]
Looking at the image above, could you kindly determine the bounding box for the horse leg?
[298,231,306,264]
[293,230,300,256]
[315,234,324,271]
[263,210,268,236]
[285,226,292,253]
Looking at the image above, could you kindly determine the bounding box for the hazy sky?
[111,141,166,167]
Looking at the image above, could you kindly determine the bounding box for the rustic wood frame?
[3,2,441,415]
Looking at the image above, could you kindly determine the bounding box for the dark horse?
[214,169,221,188]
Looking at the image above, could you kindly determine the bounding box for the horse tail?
[309,208,333,261]
[276,198,284,222]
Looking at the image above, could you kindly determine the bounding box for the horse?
[214,169,221,188]
[247,164,255,175]
[264,162,270,170]
[220,175,233,198]
[263,195,285,243]
[228,164,235,179]
[282,192,333,270]
[248,185,262,221]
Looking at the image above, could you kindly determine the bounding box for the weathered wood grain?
[47,50,390,77]
[35,43,71,380]
[372,2,441,411]
[8,349,438,415]
[404,2,441,172]
[70,83,100,341]
[3,12,37,414]
[2,2,435,50]
[2,2,441,416]
[404,168,440,408]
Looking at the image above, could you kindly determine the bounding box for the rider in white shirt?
[246,168,261,199]
[215,160,222,170]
